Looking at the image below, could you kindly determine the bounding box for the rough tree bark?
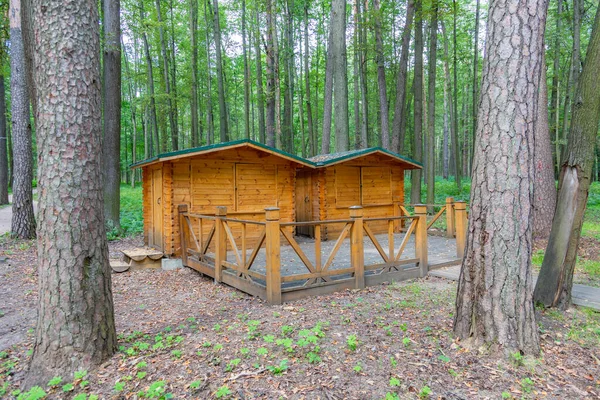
[441,22,454,181]
[534,6,600,309]
[454,0,549,355]
[265,0,276,147]
[410,0,423,204]
[204,0,214,145]
[102,0,121,230]
[321,26,334,153]
[533,52,557,238]
[0,76,8,205]
[140,0,160,156]
[242,0,250,140]
[10,0,36,239]
[452,0,460,188]
[190,0,199,146]
[549,0,562,147]
[304,1,315,155]
[26,0,117,384]
[426,0,438,209]
[391,0,414,154]
[470,0,480,171]
[373,0,389,149]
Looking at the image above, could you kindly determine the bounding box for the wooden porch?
[177,199,468,305]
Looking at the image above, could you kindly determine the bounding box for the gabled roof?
[130,139,314,169]
[130,139,422,170]
[309,147,422,169]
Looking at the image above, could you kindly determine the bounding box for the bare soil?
[1,235,599,399]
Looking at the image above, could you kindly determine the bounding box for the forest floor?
[1,235,600,399]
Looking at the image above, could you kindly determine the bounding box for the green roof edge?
[129,139,422,169]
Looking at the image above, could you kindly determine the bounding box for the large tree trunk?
[0,76,8,205]
[190,0,199,146]
[211,0,228,142]
[10,0,35,239]
[255,9,266,144]
[26,0,117,384]
[533,52,557,238]
[332,0,349,152]
[426,1,438,209]
[265,0,276,147]
[454,0,548,355]
[534,6,600,309]
[410,0,423,204]
[102,0,121,230]
[391,0,414,154]
[373,0,389,149]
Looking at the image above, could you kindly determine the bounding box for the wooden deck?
[177,200,467,304]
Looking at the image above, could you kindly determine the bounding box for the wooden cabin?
[132,140,422,255]
[296,148,422,239]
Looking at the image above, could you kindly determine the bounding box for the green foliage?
[16,386,46,400]
[509,351,524,367]
[215,385,232,398]
[520,377,534,394]
[114,381,126,392]
[346,334,358,351]
[138,380,173,399]
[189,380,202,390]
[389,377,401,387]
[107,185,143,240]
[266,359,289,375]
[47,376,62,387]
[418,386,432,399]
[353,363,363,373]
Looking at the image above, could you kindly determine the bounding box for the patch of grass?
[531,250,544,268]
[107,184,143,240]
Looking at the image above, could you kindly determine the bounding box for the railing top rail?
[221,217,266,226]
[183,212,217,220]
[404,202,469,207]
[280,218,354,227]
[364,216,418,222]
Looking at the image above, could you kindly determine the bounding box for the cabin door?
[150,168,163,250]
[295,170,314,237]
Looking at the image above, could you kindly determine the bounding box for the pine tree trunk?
[10,0,35,239]
[352,0,360,150]
[122,37,138,187]
[332,0,349,152]
[204,0,214,145]
[441,22,454,182]
[533,52,557,238]
[321,25,334,154]
[391,0,414,154]
[168,0,180,149]
[265,0,276,147]
[426,1,438,209]
[358,0,368,149]
[534,6,600,309]
[102,0,121,230]
[470,0,480,172]
[373,0,389,149]
[452,0,460,188]
[0,76,8,205]
[454,0,548,355]
[273,15,282,148]
[211,0,228,142]
[190,0,199,146]
[410,0,424,204]
[26,0,117,384]
[549,0,562,148]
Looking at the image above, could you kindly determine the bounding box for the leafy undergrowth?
[106,184,143,240]
[1,237,599,399]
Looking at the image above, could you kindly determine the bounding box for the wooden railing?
[178,202,466,305]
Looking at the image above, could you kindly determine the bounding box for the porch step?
[113,248,164,271]
[110,260,130,273]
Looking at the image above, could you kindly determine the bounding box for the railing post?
[265,207,282,305]
[349,206,365,289]
[414,204,428,277]
[178,204,189,265]
[454,201,467,259]
[214,206,227,283]
[446,197,455,238]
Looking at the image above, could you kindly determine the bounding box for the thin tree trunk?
[373,0,389,149]
[122,38,138,187]
[454,0,548,355]
[242,0,250,139]
[103,0,121,229]
[265,0,276,147]
[452,0,460,188]
[0,76,7,205]
[410,0,424,204]
[533,51,557,238]
[273,14,282,148]
[391,0,414,154]
[358,0,368,149]
[255,9,266,144]
[321,26,334,154]
[441,22,455,182]
[26,0,116,384]
[426,0,438,209]
[332,0,349,152]
[282,0,294,152]
[534,6,600,309]
[190,0,199,146]
[204,0,214,145]
[168,0,180,149]
[210,0,228,142]
[304,2,315,155]
[10,0,35,239]
[140,0,159,156]
[470,0,480,171]
[549,0,562,148]
[353,0,361,150]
